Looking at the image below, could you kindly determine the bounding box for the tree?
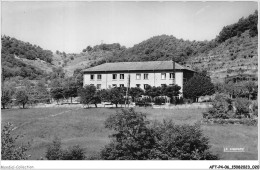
[1,87,13,109]
[129,87,144,102]
[63,78,78,103]
[144,85,161,98]
[1,122,30,160]
[86,46,93,52]
[108,87,125,108]
[153,120,219,160]
[50,67,65,80]
[15,90,29,109]
[50,87,64,104]
[34,80,50,103]
[79,85,100,107]
[50,79,64,103]
[183,74,215,102]
[97,89,110,102]
[25,50,37,60]
[73,69,83,88]
[101,108,157,160]
[162,85,181,102]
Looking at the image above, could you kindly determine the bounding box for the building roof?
[83,61,194,73]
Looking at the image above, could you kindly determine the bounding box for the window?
[112,84,117,88]
[144,73,149,80]
[170,73,175,79]
[136,84,141,88]
[97,84,101,89]
[97,74,102,80]
[90,84,94,86]
[144,84,149,89]
[120,74,124,80]
[112,74,117,80]
[120,84,124,87]
[161,73,166,80]
[90,74,94,80]
[136,74,141,80]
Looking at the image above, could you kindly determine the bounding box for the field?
[1,106,258,160]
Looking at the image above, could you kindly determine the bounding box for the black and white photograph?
[1,0,259,169]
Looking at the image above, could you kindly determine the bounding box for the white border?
[1,0,259,170]
[1,160,259,170]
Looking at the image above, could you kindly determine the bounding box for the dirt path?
[12,107,81,131]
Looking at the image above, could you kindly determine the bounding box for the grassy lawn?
[1,107,258,160]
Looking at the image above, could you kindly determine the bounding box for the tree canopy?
[183,74,215,101]
[216,10,258,43]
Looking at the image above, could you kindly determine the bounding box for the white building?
[82,61,194,95]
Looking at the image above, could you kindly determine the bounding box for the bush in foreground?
[101,108,157,160]
[153,120,219,160]
[45,137,85,160]
[101,108,218,160]
[1,122,30,160]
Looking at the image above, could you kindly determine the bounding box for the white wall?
[83,71,183,94]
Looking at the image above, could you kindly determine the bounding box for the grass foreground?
[1,107,258,160]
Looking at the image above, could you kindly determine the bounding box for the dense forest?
[1,36,54,80]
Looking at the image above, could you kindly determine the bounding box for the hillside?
[60,44,126,76]
[1,36,56,80]
[188,30,258,83]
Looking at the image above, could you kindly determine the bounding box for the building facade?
[82,61,194,95]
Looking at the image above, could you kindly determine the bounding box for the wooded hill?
[1,10,258,83]
[1,36,54,80]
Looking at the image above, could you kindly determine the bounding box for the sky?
[1,1,258,53]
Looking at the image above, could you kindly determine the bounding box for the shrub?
[234,98,251,118]
[204,93,233,119]
[184,98,193,104]
[153,120,218,160]
[45,137,63,160]
[129,87,144,102]
[45,137,85,160]
[176,97,184,104]
[101,108,157,160]
[1,122,30,160]
[202,118,257,126]
[135,97,152,107]
[154,97,165,105]
[62,145,85,160]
